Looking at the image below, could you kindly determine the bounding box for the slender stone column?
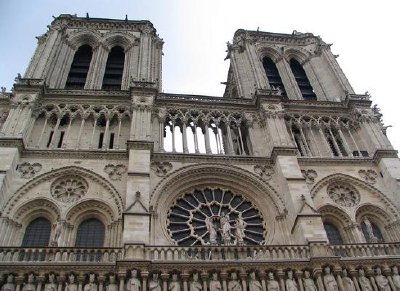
[102,117,110,150]
[171,123,176,152]
[15,275,24,291]
[49,115,61,148]
[193,125,199,153]
[141,271,149,291]
[182,272,189,291]
[205,124,212,154]
[118,273,126,291]
[259,271,267,291]
[239,271,247,291]
[295,271,304,291]
[221,272,228,291]
[328,128,342,156]
[98,275,105,291]
[308,124,321,156]
[237,126,245,155]
[182,123,188,153]
[116,118,122,149]
[161,273,169,291]
[277,270,286,291]
[201,272,208,291]
[36,274,44,291]
[159,120,165,152]
[78,274,84,291]
[299,125,312,156]
[89,117,98,149]
[62,116,73,148]
[314,270,325,291]
[318,126,333,157]
[349,269,361,291]
[75,118,86,149]
[347,126,361,156]
[337,127,351,156]
[226,124,234,155]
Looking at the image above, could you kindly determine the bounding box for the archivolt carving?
[65,199,117,224]
[13,198,60,223]
[67,29,101,49]
[2,166,123,217]
[283,47,311,64]
[310,174,399,220]
[355,204,393,225]
[318,204,352,225]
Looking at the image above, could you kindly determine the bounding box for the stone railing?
[0,247,123,263]
[329,242,400,258]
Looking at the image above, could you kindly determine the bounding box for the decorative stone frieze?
[17,162,42,179]
[254,165,274,180]
[51,175,88,203]
[327,183,360,207]
[301,169,317,184]
[358,169,378,184]
[150,161,173,177]
[104,164,127,181]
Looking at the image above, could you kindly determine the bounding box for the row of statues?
[205,213,247,246]
[2,266,400,291]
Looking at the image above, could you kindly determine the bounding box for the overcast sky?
[0,0,399,151]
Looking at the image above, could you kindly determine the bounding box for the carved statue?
[65,274,78,291]
[44,274,57,291]
[234,213,246,245]
[363,217,378,243]
[392,266,400,291]
[303,271,317,291]
[22,274,36,291]
[50,221,62,246]
[206,217,218,245]
[267,272,280,291]
[228,273,242,291]
[209,273,222,291]
[1,274,15,291]
[169,274,181,291]
[358,269,373,291]
[84,274,98,291]
[323,267,339,291]
[106,275,118,291]
[189,273,202,291]
[127,270,141,291]
[286,271,298,291]
[342,270,356,291]
[220,213,232,245]
[249,272,262,291]
[375,268,390,291]
[149,274,161,291]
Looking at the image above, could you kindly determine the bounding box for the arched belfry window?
[102,46,125,90]
[65,45,93,89]
[289,59,316,100]
[22,217,52,247]
[323,222,343,245]
[262,57,286,96]
[75,218,105,247]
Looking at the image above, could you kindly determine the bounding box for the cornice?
[22,148,127,160]
[298,157,376,166]
[372,149,399,162]
[0,137,25,152]
[127,140,154,151]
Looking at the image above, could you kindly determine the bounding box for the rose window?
[327,183,360,207]
[167,188,266,246]
[51,176,88,203]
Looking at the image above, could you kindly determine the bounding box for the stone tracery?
[327,183,360,207]
[167,188,266,246]
[51,175,88,203]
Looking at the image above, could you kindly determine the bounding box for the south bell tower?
[0,15,400,285]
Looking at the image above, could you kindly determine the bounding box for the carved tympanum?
[17,162,42,179]
[51,175,88,203]
[327,183,360,207]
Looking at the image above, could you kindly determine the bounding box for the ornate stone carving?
[285,271,297,291]
[254,165,274,180]
[301,169,317,184]
[169,274,181,291]
[22,274,35,291]
[51,175,88,203]
[358,169,378,184]
[126,270,141,291]
[209,273,222,291]
[190,273,202,291]
[104,164,127,181]
[83,274,97,291]
[167,188,266,246]
[358,269,373,291]
[149,274,161,291]
[323,267,339,291]
[227,273,241,291]
[17,162,42,179]
[44,274,57,291]
[267,272,280,291]
[151,161,173,177]
[303,271,317,291]
[65,274,78,291]
[1,274,15,291]
[107,275,118,291]
[248,272,262,291]
[374,267,390,291]
[341,270,355,291]
[327,183,360,207]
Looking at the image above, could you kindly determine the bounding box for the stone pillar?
[161,273,169,291]
[57,274,66,291]
[141,271,149,291]
[276,58,302,100]
[259,271,267,291]
[221,273,228,291]
[201,272,208,291]
[182,272,189,291]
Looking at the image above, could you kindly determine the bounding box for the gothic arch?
[2,166,124,217]
[318,204,352,225]
[103,33,134,51]
[310,173,399,221]
[68,30,101,49]
[283,48,310,64]
[256,46,282,63]
[355,204,393,225]
[65,198,116,225]
[13,198,60,226]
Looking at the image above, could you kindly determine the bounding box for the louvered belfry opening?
[262,57,286,96]
[65,45,93,89]
[102,46,125,90]
[289,59,316,100]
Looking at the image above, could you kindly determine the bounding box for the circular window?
[51,175,88,203]
[167,188,266,246]
[327,183,360,207]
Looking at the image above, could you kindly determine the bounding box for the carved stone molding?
[253,165,274,180]
[104,164,127,181]
[17,162,42,179]
[301,169,317,184]
[150,161,173,177]
[358,169,378,184]
[51,175,88,203]
[327,183,360,207]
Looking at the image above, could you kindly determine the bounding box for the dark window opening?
[47,131,54,148]
[292,126,305,156]
[331,129,347,156]
[262,57,286,96]
[109,133,114,149]
[98,132,104,149]
[22,217,51,247]
[102,46,125,90]
[323,222,343,245]
[57,131,65,148]
[289,59,316,100]
[65,45,93,89]
[75,218,105,247]
[361,220,384,243]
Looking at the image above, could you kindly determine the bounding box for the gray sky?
[1,0,399,152]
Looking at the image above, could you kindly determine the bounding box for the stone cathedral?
[1,13,400,291]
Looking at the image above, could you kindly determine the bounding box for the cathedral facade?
[1,14,400,291]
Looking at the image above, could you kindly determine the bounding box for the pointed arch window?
[323,222,343,245]
[262,57,286,96]
[65,45,93,89]
[22,217,52,247]
[289,59,316,100]
[102,46,125,90]
[75,218,105,247]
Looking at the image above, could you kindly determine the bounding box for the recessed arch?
[68,30,101,49]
